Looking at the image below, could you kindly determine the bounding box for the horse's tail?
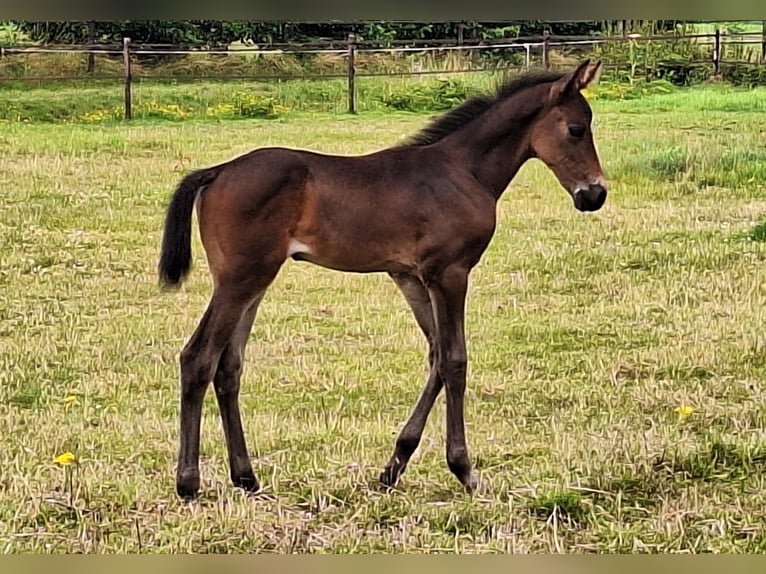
[158,164,225,289]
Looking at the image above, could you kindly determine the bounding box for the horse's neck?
[443,88,545,200]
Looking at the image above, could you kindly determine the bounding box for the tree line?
[13,20,684,46]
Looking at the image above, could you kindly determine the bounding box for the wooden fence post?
[87,21,95,74]
[542,31,550,70]
[457,22,464,46]
[347,33,356,114]
[761,20,765,63]
[713,28,720,77]
[123,37,132,120]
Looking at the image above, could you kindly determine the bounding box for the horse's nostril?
[589,184,607,204]
[572,184,607,212]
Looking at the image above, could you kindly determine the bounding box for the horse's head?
[529,60,607,212]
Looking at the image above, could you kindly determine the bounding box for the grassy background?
[0,73,748,123]
[1,82,766,553]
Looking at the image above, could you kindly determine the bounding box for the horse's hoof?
[176,481,200,501]
[232,472,261,494]
[176,467,201,501]
[379,467,400,490]
[468,474,492,497]
[462,471,485,495]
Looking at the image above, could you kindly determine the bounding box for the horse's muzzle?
[573,184,607,212]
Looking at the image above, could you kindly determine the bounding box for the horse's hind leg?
[212,294,264,493]
[175,272,277,500]
[380,272,442,489]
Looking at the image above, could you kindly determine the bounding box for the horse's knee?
[213,349,243,395]
[179,346,214,398]
[438,356,467,384]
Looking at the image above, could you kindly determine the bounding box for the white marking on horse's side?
[287,239,312,257]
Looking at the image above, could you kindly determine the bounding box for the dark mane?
[399,70,565,147]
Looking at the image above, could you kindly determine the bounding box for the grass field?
[2,80,766,554]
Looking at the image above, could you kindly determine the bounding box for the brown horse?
[158,60,607,500]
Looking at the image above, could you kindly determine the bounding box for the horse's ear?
[582,60,603,87]
[550,60,603,101]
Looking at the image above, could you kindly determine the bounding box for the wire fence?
[1,29,765,118]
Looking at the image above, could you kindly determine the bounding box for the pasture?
[1,79,766,553]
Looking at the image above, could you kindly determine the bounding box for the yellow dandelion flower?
[54,452,76,465]
[64,395,79,405]
[674,405,694,418]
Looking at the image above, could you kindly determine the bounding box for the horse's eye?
[568,124,586,139]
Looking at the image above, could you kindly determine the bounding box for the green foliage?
[473,24,521,40]
[596,20,683,36]
[2,73,765,128]
[234,92,281,118]
[15,20,255,46]
[0,82,287,123]
[15,20,686,47]
[586,21,711,86]
[12,20,615,47]
[0,20,25,45]
[648,146,690,180]
[630,145,766,189]
[721,63,766,87]
[212,92,283,119]
[379,79,476,112]
[586,78,677,100]
[5,19,765,93]
[748,220,766,242]
[653,56,710,86]
[654,442,766,482]
[528,491,588,525]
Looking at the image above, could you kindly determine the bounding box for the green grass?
[1,82,766,553]
[0,73,762,123]
[0,74,500,121]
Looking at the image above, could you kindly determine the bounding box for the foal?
[159,60,608,500]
